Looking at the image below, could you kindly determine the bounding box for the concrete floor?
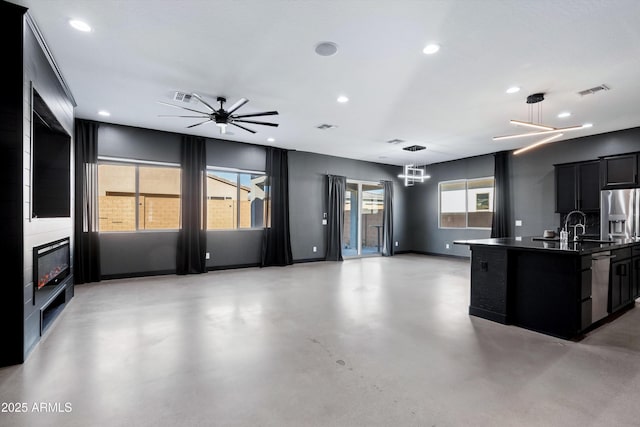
[1,254,640,426]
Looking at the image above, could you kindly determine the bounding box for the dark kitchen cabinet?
[555,160,600,213]
[610,253,633,313]
[600,153,639,189]
[633,246,640,300]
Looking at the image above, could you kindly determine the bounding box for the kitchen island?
[455,237,640,339]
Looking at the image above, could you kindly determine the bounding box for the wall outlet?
[395,241,399,247]
[312,246,317,253]
[445,243,450,249]
[322,219,327,225]
[515,220,523,226]
[205,252,210,259]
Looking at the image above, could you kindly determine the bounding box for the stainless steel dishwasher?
[592,251,616,323]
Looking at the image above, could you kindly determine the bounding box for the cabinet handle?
[480,261,489,272]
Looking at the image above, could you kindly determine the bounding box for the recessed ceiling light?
[337,95,349,103]
[267,137,275,143]
[98,110,110,117]
[583,123,593,128]
[315,41,338,57]
[69,19,92,32]
[557,111,571,118]
[422,44,440,55]
[506,86,521,94]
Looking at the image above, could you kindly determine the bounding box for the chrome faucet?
[564,210,586,241]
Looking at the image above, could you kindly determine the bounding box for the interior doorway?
[342,180,384,257]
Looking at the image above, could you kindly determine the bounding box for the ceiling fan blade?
[191,93,218,113]
[226,98,249,114]
[234,119,279,127]
[158,101,211,115]
[232,111,279,119]
[158,115,210,118]
[230,122,256,134]
[186,119,213,128]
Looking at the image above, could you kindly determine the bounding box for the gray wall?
[98,123,268,275]
[288,151,409,260]
[97,124,409,272]
[407,154,495,257]
[407,127,640,258]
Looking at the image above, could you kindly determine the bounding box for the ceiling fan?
[493,93,592,155]
[158,93,278,134]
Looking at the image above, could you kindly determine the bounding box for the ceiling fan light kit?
[493,92,593,154]
[159,93,279,135]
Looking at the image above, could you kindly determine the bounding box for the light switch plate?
[322,219,327,225]
[515,220,522,226]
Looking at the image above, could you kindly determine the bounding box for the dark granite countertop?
[454,236,640,255]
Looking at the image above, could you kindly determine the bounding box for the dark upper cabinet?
[600,153,639,189]
[555,160,600,213]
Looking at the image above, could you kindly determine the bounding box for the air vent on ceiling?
[386,138,405,145]
[403,145,426,152]
[173,91,194,103]
[577,84,610,97]
[316,123,337,130]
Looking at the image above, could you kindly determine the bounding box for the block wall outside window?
[206,169,266,230]
[98,163,181,232]
[439,177,494,229]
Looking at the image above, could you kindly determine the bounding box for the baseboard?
[207,263,260,271]
[101,269,176,280]
[293,257,326,264]
[408,250,470,260]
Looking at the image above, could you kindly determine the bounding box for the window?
[98,161,181,232]
[206,168,266,230]
[439,177,494,229]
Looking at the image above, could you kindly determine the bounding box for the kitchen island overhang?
[455,237,640,340]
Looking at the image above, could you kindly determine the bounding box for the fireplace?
[33,237,70,290]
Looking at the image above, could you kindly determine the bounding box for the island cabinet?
[554,160,600,213]
[456,238,640,340]
[633,246,640,299]
[610,247,633,313]
[510,250,591,339]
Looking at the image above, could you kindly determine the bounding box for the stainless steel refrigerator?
[600,188,640,240]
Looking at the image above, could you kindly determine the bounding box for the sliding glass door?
[343,180,384,257]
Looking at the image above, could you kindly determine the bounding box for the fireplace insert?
[33,238,70,289]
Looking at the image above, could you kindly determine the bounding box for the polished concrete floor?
[1,254,640,426]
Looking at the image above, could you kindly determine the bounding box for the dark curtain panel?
[261,147,293,267]
[73,119,101,284]
[176,135,207,274]
[325,175,346,261]
[491,150,511,238]
[381,180,394,256]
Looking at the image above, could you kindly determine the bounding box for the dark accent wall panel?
[288,151,408,260]
[206,230,263,268]
[100,232,179,276]
[206,138,266,171]
[407,154,494,257]
[98,123,181,163]
[1,1,27,367]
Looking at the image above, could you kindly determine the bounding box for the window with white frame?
[206,167,267,230]
[97,159,181,232]
[439,177,494,229]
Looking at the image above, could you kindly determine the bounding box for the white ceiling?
[12,0,640,166]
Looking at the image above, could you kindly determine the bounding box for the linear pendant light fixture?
[493,93,593,154]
